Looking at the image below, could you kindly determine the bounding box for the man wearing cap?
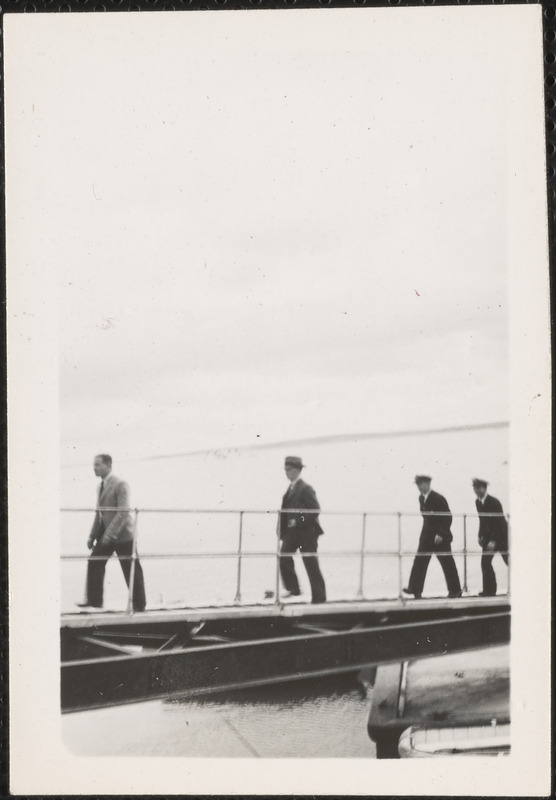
[472,479,509,597]
[279,456,326,604]
[403,475,462,599]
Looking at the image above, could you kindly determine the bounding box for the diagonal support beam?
[62,611,509,713]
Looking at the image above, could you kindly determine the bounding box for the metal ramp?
[61,596,510,712]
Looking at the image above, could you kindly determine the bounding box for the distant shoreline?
[61,420,509,469]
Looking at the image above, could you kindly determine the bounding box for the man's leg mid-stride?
[86,538,116,608]
[279,531,301,595]
[116,540,146,611]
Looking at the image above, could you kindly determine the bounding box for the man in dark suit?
[77,454,146,612]
[472,478,509,597]
[279,456,326,604]
[403,475,462,599]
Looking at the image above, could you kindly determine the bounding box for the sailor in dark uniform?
[472,478,509,597]
[403,475,462,599]
[279,456,326,604]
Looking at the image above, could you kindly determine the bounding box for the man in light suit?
[472,478,509,597]
[403,475,462,599]
[77,454,146,611]
[279,456,326,604]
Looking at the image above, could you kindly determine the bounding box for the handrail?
[61,549,510,561]
[61,507,509,517]
[61,507,510,612]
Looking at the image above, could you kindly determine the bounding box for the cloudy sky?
[7,10,511,466]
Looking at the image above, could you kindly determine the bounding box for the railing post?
[234,511,244,604]
[126,509,139,615]
[356,513,366,600]
[462,514,468,593]
[274,511,282,605]
[506,514,511,597]
[397,512,403,600]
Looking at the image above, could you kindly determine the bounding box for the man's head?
[472,478,488,499]
[93,454,113,478]
[414,475,432,494]
[284,455,304,482]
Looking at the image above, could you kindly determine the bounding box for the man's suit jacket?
[420,489,453,543]
[280,478,324,538]
[90,473,134,544]
[476,494,508,549]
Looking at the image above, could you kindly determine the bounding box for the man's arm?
[488,497,506,547]
[279,498,288,538]
[434,494,452,540]
[298,484,322,532]
[88,510,101,549]
[103,481,131,542]
[477,503,487,546]
[301,484,320,511]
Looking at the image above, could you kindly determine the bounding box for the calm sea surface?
[62,674,377,758]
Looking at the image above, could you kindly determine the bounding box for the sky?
[7,10,510,468]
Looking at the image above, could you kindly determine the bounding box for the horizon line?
[141,420,509,462]
[60,420,509,469]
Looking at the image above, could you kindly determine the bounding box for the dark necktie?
[99,481,104,504]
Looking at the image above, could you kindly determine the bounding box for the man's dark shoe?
[448,591,462,598]
[403,587,422,599]
[478,591,495,597]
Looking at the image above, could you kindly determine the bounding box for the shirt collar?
[421,489,431,502]
[479,492,488,504]
[290,475,302,489]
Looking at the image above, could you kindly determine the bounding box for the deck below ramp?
[61,596,510,713]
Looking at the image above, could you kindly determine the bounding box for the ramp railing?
[60,508,510,614]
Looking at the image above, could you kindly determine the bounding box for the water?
[62,674,377,758]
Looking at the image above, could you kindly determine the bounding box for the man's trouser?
[481,543,509,596]
[407,531,461,596]
[86,537,146,611]
[280,529,326,603]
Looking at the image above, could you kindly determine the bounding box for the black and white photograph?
[5,4,551,795]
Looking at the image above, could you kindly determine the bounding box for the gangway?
[61,507,510,713]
